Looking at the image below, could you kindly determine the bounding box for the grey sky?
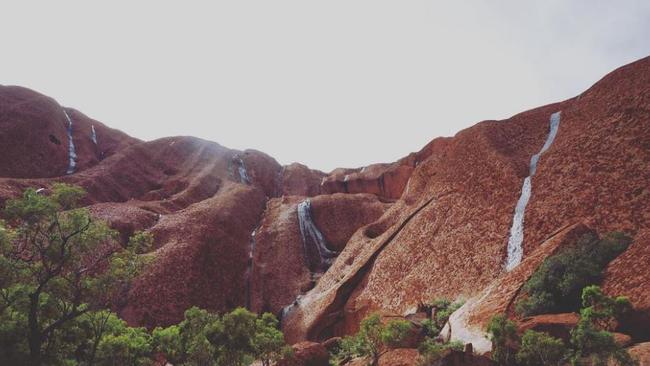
[2,1,649,172]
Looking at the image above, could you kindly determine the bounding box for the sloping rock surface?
[0,56,648,338]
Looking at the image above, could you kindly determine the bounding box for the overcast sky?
[2,1,649,172]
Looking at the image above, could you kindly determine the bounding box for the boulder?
[612,333,633,348]
[626,342,650,366]
[378,348,419,366]
[518,313,580,342]
[277,341,329,366]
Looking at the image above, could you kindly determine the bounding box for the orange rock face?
[625,342,650,366]
[517,313,580,342]
[276,341,329,366]
[320,162,416,201]
[603,229,650,339]
[281,57,650,343]
[1,56,649,342]
[250,193,390,315]
[0,85,137,178]
[378,348,420,366]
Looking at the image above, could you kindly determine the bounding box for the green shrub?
[570,287,637,366]
[486,314,518,366]
[419,298,464,337]
[152,325,182,363]
[516,232,631,316]
[330,313,413,365]
[1,185,293,366]
[516,330,568,366]
[417,339,464,366]
[381,319,413,348]
[415,298,465,365]
[253,312,293,366]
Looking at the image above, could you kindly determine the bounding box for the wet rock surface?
[0,57,649,342]
[282,57,650,343]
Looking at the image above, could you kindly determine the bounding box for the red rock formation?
[282,57,650,344]
[0,85,137,178]
[249,196,311,316]
[517,313,580,342]
[250,193,390,315]
[603,229,650,339]
[277,163,326,197]
[377,348,419,366]
[276,342,329,366]
[320,162,416,201]
[1,56,649,343]
[625,342,650,365]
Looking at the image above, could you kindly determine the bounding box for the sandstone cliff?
[0,56,648,347]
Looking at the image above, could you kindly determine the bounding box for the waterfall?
[297,199,337,272]
[505,111,561,271]
[235,156,251,184]
[91,125,98,145]
[279,294,303,322]
[63,109,77,175]
[244,230,257,309]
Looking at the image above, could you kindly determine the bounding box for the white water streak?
[237,157,251,184]
[297,200,337,271]
[91,125,98,145]
[505,111,561,271]
[63,109,77,175]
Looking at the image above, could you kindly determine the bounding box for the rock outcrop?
[276,342,329,366]
[0,56,649,344]
[0,85,137,178]
[250,193,390,315]
[281,56,650,344]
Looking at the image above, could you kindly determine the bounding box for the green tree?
[419,299,464,337]
[516,330,568,366]
[179,306,220,366]
[152,324,182,364]
[0,184,150,366]
[154,307,290,366]
[208,307,257,366]
[486,314,518,366]
[417,339,463,366]
[516,232,631,316]
[332,313,413,366]
[570,286,637,366]
[91,314,152,366]
[253,312,292,366]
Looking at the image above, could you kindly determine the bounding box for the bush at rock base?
[516,232,631,317]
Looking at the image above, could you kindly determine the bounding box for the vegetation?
[515,330,567,366]
[414,298,465,365]
[0,184,150,366]
[330,313,413,366]
[420,298,463,337]
[569,286,636,366]
[487,287,637,366]
[486,314,519,366]
[0,185,292,366]
[417,340,463,366]
[516,232,631,316]
[152,306,292,366]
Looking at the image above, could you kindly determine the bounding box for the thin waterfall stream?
[244,229,257,310]
[297,199,337,273]
[281,199,338,321]
[62,108,77,175]
[505,111,561,271]
[236,156,251,184]
[91,125,98,145]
